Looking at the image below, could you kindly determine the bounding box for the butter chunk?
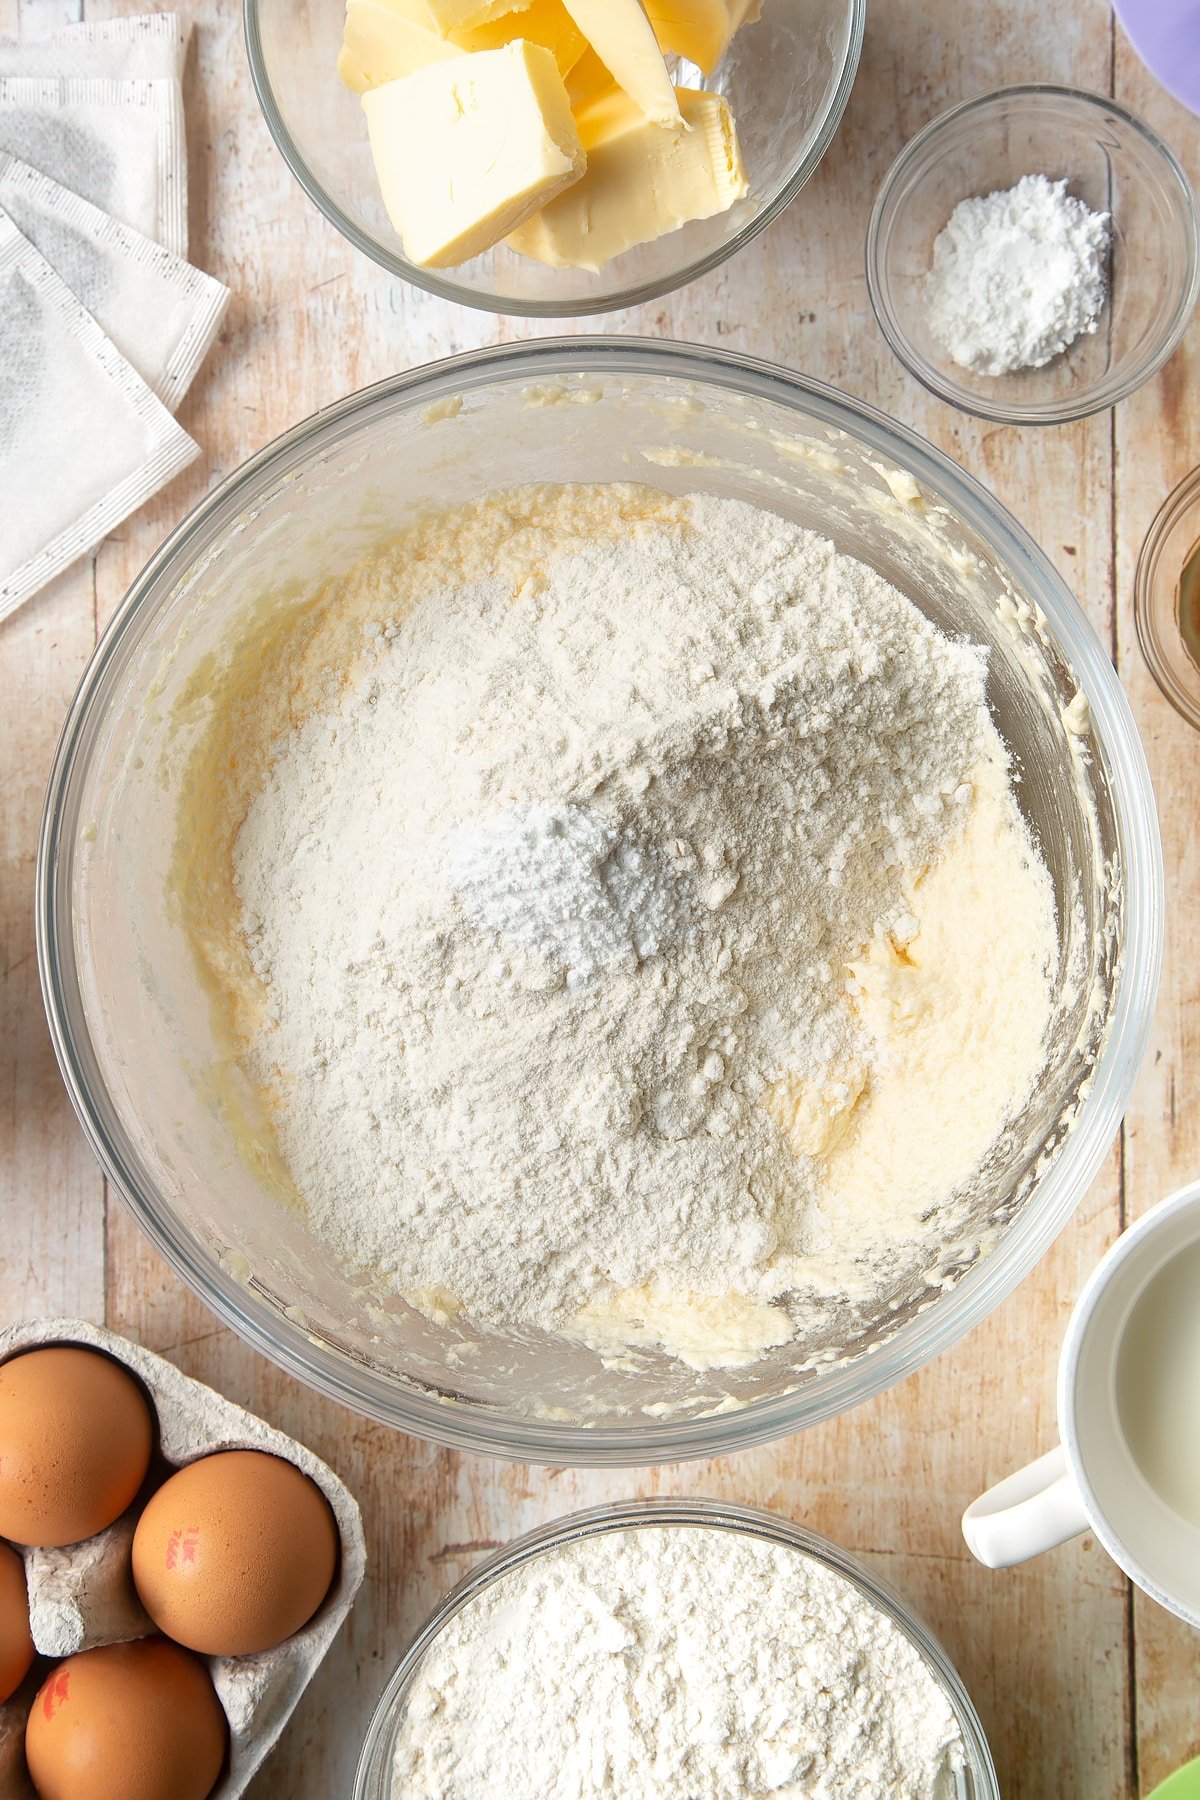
[508,84,748,270]
[363,41,586,267]
[339,0,463,93]
[340,0,585,92]
[453,0,588,74]
[565,44,613,105]
[421,0,534,32]
[644,0,761,75]
[558,0,679,126]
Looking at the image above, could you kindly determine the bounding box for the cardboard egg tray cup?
[0,1317,366,1798]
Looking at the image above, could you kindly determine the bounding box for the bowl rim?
[36,335,1164,1466]
[1134,461,1200,733]
[351,1496,1001,1800]
[241,0,867,318]
[865,82,1200,426]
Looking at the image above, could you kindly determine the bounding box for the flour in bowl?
[389,1524,968,1799]
[186,485,1059,1367]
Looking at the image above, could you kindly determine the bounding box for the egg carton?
[0,1317,367,1798]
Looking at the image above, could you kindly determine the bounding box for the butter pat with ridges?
[558,0,679,125]
[644,0,761,75]
[364,41,585,267]
[508,84,748,270]
[339,0,463,93]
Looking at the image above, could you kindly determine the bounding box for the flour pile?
[389,1525,967,1799]
[925,173,1111,376]
[229,486,1058,1366]
[442,800,693,980]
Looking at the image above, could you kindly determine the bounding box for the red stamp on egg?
[42,1669,69,1720]
[165,1526,201,1569]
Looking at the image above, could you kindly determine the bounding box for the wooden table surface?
[2,0,1199,1793]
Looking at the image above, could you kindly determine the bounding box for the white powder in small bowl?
[389,1524,969,1799]
[925,173,1111,377]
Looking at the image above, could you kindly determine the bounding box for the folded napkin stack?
[0,13,230,622]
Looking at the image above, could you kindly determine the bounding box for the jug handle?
[962,1444,1090,1568]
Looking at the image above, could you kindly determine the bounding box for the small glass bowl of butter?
[244,0,865,316]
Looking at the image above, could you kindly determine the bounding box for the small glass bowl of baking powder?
[866,85,1200,426]
[352,1498,1001,1800]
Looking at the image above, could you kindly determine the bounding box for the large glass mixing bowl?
[244,0,865,316]
[38,340,1162,1464]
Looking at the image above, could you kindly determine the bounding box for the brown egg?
[24,1637,226,1800]
[0,1541,34,1702]
[0,1348,154,1548]
[131,1450,338,1656]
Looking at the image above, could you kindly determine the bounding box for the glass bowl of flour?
[867,86,1200,425]
[353,1498,999,1799]
[38,338,1161,1462]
